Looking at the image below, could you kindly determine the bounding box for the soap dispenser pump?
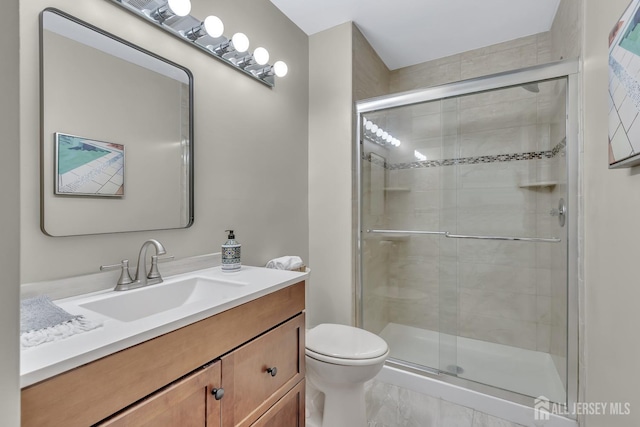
[222,230,241,272]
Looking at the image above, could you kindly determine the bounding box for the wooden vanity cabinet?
[21,281,306,427]
[98,361,222,427]
[221,314,305,427]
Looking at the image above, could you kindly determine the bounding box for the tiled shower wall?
[363,80,567,352]
[353,1,580,425]
[357,1,575,356]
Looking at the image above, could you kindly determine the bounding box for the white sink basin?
[80,276,248,322]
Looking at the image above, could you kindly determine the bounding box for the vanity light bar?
[362,118,401,148]
[110,0,288,87]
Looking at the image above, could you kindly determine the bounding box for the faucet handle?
[148,255,174,280]
[100,259,134,286]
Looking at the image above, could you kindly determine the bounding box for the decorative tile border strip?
[364,139,566,170]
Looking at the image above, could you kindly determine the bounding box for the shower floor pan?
[379,322,566,403]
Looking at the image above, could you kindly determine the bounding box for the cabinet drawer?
[251,379,305,427]
[97,361,221,427]
[221,314,305,427]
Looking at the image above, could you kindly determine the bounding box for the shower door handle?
[367,229,447,236]
[444,233,561,243]
[367,229,560,243]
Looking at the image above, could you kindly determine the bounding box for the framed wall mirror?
[40,8,193,236]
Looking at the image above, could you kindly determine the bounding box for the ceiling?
[269,0,561,70]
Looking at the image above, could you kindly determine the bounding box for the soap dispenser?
[222,230,241,272]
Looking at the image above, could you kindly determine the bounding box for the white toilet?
[305,323,389,427]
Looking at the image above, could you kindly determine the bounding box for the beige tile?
[461,34,538,60]
[439,399,474,427]
[459,263,538,295]
[390,56,462,93]
[458,86,535,111]
[459,289,538,322]
[398,388,440,427]
[537,295,552,324]
[456,163,531,190]
[461,43,538,80]
[456,188,536,213]
[456,239,537,268]
[459,312,537,350]
[536,31,552,64]
[412,112,443,139]
[459,98,538,135]
[471,411,526,427]
[456,211,537,237]
[458,125,541,157]
[537,323,551,353]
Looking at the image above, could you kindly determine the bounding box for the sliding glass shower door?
[358,74,572,404]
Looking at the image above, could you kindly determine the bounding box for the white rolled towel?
[265,256,304,270]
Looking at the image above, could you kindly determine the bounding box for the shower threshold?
[378,323,566,403]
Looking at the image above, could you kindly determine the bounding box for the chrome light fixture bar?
[110,0,288,87]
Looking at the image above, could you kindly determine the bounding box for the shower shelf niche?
[518,181,557,189]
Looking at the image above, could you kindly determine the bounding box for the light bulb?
[203,16,224,38]
[376,129,383,138]
[365,121,373,130]
[168,0,191,17]
[371,124,379,133]
[386,135,393,143]
[231,33,250,53]
[253,47,270,65]
[382,131,389,140]
[273,61,288,77]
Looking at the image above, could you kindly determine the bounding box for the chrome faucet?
[134,239,167,287]
[100,239,171,291]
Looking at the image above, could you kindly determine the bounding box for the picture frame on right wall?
[609,0,640,168]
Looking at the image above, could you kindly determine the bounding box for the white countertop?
[21,265,308,388]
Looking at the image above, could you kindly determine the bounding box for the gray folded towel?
[20,295,102,348]
[20,295,81,333]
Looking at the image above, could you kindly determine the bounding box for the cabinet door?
[251,380,305,427]
[221,314,305,427]
[97,361,222,427]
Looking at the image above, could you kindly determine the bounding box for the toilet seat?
[305,324,389,366]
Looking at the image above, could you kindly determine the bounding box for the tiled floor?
[365,379,526,427]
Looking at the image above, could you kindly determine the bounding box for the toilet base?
[322,383,367,427]
[306,381,367,427]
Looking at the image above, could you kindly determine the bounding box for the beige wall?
[1,0,21,423]
[20,0,309,284]
[353,24,390,101]
[308,22,354,327]
[583,0,640,425]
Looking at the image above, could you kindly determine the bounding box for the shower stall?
[356,60,578,410]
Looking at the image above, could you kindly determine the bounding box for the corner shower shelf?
[518,181,557,189]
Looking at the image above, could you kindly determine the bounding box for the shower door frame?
[355,58,580,413]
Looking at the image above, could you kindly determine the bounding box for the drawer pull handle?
[211,387,225,400]
[266,367,278,377]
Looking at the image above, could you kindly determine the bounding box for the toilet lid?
[306,324,388,360]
